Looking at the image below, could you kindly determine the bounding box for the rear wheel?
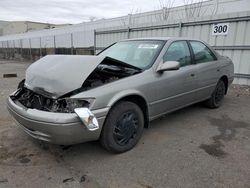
[100,101,144,153]
[206,80,226,108]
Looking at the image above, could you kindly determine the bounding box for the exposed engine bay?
[11,57,141,113]
[73,57,141,94]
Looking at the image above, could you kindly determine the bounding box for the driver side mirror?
[157,61,180,72]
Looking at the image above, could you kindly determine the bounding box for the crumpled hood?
[25,55,105,99]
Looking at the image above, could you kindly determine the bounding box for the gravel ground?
[0,59,250,188]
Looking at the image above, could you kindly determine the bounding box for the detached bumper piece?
[74,108,99,131]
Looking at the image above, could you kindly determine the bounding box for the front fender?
[106,89,147,107]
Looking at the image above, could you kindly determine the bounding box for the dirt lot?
[0,59,250,188]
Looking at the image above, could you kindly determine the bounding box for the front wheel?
[205,80,226,108]
[100,101,144,153]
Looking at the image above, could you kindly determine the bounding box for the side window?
[163,41,191,67]
[190,41,216,64]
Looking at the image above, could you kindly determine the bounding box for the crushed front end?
[7,55,140,145]
[7,86,107,145]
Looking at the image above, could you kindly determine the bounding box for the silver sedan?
[7,37,234,153]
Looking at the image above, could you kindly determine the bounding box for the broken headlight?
[60,98,95,113]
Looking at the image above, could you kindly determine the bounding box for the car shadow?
[35,101,213,159]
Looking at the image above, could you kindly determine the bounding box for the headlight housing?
[10,86,97,114]
[56,98,95,113]
[64,98,99,130]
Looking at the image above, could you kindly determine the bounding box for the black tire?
[100,101,144,153]
[206,79,226,108]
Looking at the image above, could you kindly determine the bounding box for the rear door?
[188,41,220,100]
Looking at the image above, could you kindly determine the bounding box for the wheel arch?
[107,92,149,128]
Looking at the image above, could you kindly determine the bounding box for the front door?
[150,41,198,118]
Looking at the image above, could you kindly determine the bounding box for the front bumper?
[7,96,109,145]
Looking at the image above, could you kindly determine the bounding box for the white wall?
[0,0,249,47]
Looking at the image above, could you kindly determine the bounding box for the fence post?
[1,41,4,58]
[0,42,1,58]
[13,40,15,59]
[71,33,74,55]
[127,14,131,39]
[128,14,132,26]
[39,37,42,58]
[6,41,8,59]
[178,22,183,37]
[127,27,130,39]
[29,38,32,60]
[1,41,4,57]
[20,39,23,60]
[4,41,6,59]
[94,29,96,55]
[53,35,56,54]
[7,40,9,59]
[2,42,4,58]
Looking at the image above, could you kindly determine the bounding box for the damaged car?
[7,38,234,153]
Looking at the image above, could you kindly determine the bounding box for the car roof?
[122,37,202,42]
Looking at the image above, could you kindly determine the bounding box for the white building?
[0,21,70,36]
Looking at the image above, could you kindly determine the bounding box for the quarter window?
[190,41,216,63]
[163,41,191,67]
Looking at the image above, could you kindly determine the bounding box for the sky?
[0,0,189,24]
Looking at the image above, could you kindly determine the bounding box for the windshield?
[98,40,165,69]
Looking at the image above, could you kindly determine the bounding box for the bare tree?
[120,16,127,27]
[128,8,141,26]
[211,0,219,16]
[89,16,97,22]
[154,0,175,23]
[183,0,218,19]
[160,0,175,21]
[120,8,141,27]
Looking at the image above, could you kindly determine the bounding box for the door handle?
[190,73,195,77]
[217,69,220,72]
